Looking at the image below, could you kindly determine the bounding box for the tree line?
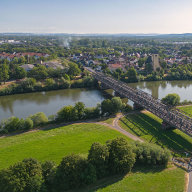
[0,137,171,192]
[0,97,131,135]
[0,60,81,84]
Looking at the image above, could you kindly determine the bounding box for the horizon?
[1,0,192,34]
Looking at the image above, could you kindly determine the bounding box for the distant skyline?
[1,0,192,34]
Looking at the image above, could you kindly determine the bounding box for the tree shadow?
[122,112,192,155]
[71,165,167,192]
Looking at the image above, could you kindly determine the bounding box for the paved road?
[188,172,192,192]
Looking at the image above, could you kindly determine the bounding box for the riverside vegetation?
[0,97,131,135]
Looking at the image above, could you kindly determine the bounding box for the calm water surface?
[0,88,106,121]
[128,80,192,101]
[1,80,192,122]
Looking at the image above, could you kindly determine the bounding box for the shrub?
[134,142,171,165]
[1,116,21,133]
[56,105,77,122]
[23,118,34,130]
[107,137,136,174]
[45,78,55,88]
[29,112,48,127]
[59,77,71,88]
[161,93,180,106]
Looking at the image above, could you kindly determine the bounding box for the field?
[0,123,131,169]
[96,166,185,192]
[178,105,192,115]
[76,165,185,192]
[119,111,192,155]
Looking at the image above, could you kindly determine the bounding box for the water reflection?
[0,88,106,121]
[128,80,192,101]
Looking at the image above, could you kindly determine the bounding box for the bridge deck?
[86,67,192,136]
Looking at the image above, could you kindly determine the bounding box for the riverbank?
[0,76,97,96]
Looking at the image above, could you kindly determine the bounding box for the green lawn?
[178,105,192,115]
[96,166,185,192]
[119,112,192,155]
[0,123,131,170]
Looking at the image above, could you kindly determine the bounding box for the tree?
[41,161,56,191]
[13,67,27,79]
[54,154,96,191]
[134,142,171,165]
[19,56,26,64]
[68,63,81,77]
[45,78,55,88]
[28,65,48,80]
[101,99,112,115]
[145,56,153,73]
[161,93,180,106]
[29,112,48,126]
[107,137,136,174]
[0,62,9,84]
[88,142,109,178]
[138,58,146,68]
[0,158,43,192]
[111,97,123,113]
[74,102,85,120]
[126,67,137,82]
[56,105,77,122]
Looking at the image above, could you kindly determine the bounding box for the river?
[128,80,192,101]
[0,88,106,121]
[1,80,192,122]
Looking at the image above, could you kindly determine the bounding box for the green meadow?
[0,123,131,170]
[119,111,192,155]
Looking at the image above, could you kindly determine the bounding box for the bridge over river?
[86,67,192,137]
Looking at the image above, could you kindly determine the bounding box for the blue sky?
[1,0,192,34]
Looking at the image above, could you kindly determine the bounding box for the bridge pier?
[162,121,173,130]
[133,103,144,110]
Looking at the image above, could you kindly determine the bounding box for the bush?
[107,137,136,174]
[29,112,48,127]
[161,93,180,106]
[56,105,77,122]
[1,116,21,133]
[45,78,55,88]
[134,142,171,165]
[0,158,44,192]
[23,118,34,130]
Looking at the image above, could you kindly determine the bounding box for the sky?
[1,0,192,34]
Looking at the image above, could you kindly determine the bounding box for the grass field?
[178,105,192,115]
[0,123,131,170]
[119,111,192,155]
[76,165,185,192]
[96,166,185,192]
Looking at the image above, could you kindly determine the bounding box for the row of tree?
[0,97,129,134]
[0,75,96,96]
[0,137,171,192]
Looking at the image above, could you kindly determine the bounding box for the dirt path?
[95,113,143,142]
